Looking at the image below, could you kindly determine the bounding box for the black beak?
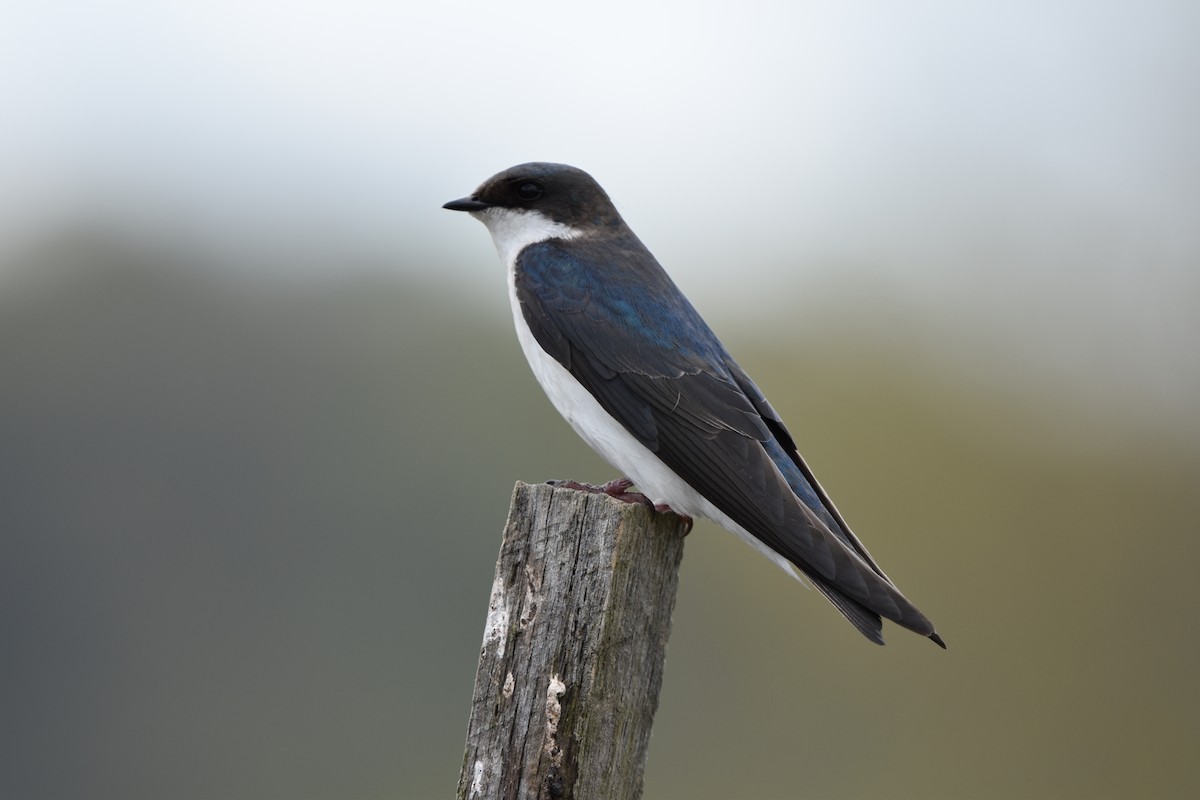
[443,197,492,212]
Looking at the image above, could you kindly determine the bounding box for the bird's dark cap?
[442,162,625,229]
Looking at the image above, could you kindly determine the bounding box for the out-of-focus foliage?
[1,233,1195,799]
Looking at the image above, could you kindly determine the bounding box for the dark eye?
[515,181,544,201]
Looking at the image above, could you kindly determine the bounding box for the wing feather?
[515,239,937,641]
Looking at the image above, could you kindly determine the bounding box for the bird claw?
[546,478,693,533]
[654,503,694,534]
[547,477,652,508]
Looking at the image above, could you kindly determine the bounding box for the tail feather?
[807,571,885,645]
[806,568,947,649]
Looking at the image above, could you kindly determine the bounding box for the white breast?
[474,206,804,582]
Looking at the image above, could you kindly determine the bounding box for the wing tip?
[928,631,948,649]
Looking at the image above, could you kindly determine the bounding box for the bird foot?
[654,503,695,534]
[547,477,653,508]
[546,478,693,533]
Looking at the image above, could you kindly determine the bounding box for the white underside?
[474,207,803,582]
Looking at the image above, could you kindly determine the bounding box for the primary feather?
[447,163,945,647]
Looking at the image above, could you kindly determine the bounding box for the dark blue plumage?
[444,162,944,647]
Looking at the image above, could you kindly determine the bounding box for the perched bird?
[444,163,944,648]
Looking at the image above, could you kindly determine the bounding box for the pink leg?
[654,503,694,534]
[546,479,693,533]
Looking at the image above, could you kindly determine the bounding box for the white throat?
[472,207,582,267]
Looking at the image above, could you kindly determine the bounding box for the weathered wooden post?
[457,481,689,800]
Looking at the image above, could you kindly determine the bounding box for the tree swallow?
[444,163,944,648]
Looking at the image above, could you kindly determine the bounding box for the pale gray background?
[2,2,1197,798]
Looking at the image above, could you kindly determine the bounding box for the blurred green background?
[2,2,1198,799]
